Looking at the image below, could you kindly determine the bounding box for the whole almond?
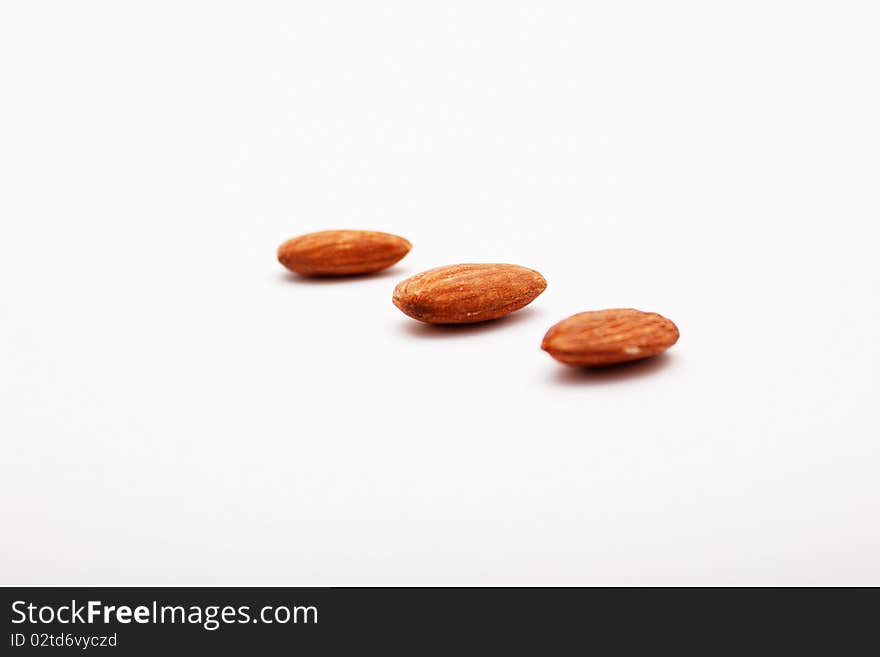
[277,230,412,276]
[542,308,679,366]
[393,263,547,324]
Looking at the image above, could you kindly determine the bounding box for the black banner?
[1,587,874,653]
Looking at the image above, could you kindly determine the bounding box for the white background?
[2,1,878,585]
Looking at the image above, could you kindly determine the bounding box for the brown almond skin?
[277,230,412,276]
[393,263,547,324]
[542,308,679,367]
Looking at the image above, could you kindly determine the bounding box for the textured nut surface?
[542,308,679,366]
[392,263,547,324]
[277,230,412,276]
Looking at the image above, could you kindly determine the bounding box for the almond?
[542,308,679,366]
[392,263,547,324]
[277,230,412,276]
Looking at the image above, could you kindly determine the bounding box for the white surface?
[2,1,879,585]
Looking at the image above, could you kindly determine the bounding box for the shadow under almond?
[549,352,675,385]
[397,306,543,339]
